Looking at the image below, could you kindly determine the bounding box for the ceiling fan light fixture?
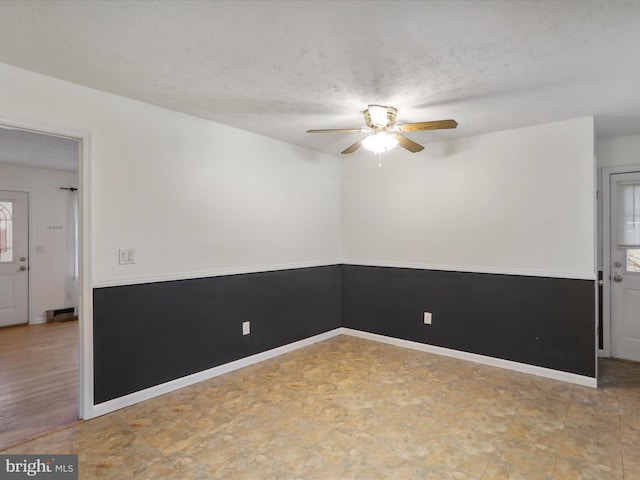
[307,104,456,155]
[362,132,398,153]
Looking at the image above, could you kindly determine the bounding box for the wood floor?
[0,321,79,450]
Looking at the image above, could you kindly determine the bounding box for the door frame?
[0,115,93,420]
[601,164,640,358]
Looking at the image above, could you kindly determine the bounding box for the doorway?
[0,124,83,448]
[602,166,640,362]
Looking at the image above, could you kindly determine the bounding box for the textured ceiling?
[0,127,78,172]
[0,0,640,165]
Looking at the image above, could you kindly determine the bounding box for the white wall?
[0,63,342,286]
[0,164,78,323]
[343,117,595,279]
[596,134,640,168]
[0,61,595,284]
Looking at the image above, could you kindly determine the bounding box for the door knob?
[614,275,623,282]
[19,266,27,271]
[20,257,26,262]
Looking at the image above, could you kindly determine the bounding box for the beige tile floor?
[3,335,639,479]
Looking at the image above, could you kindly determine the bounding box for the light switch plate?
[119,248,135,265]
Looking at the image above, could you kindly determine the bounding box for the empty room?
[0,1,639,479]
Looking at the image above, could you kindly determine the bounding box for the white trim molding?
[90,328,343,418]
[92,260,343,289]
[78,133,93,420]
[342,329,597,388]
[342,259,596,281]
[93,260,595,290]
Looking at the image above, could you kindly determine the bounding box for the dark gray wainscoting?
[342,265,595,377]
[93,265,342,403]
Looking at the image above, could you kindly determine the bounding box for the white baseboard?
[90,326,596,418]
[30,316,46,325]
[342,328,597,388]
[90,328,343,418]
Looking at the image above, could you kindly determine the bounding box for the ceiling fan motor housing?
[365,105,397,129]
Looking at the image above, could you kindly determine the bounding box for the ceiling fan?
[307,105,457,155]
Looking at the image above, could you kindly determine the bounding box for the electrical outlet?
[242,321,250,335]
[423,312,432,325]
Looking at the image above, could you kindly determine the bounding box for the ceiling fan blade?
[341,138,364,154]
[392,134,424,153]
[307,128,369,133]
[396,119,458,132]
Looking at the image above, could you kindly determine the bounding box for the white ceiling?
[0,127,78,172]
[0,0,640,167]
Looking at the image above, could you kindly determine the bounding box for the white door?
[610,172,640,361]
[0,190,29,327]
